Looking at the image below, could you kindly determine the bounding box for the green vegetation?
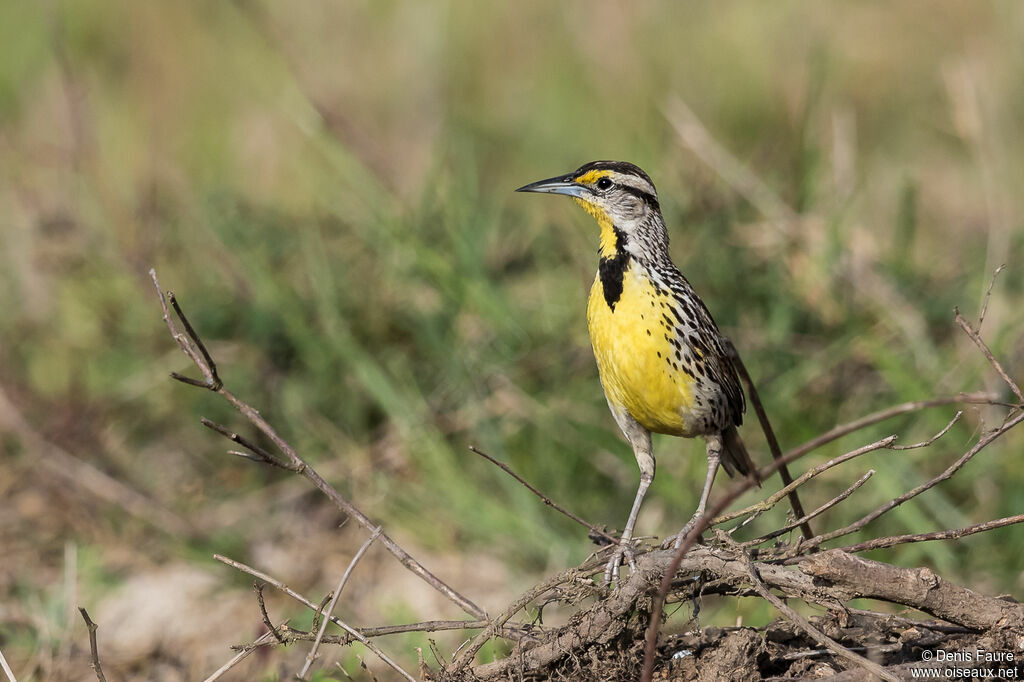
[2,1,1023,678]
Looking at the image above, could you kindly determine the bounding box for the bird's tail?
[720,425,761,486]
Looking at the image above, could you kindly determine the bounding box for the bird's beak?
[515,174,592,199]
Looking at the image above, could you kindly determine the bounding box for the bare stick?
[254,583,285,643]
[204,626,286,682]
[150,269,486,620]
[725,338,812,540]
[721,399,985,533]
[715,435,897,527]
[956,307,1024,404]
[844,608,972,634]
[468,445,617,545]
[241,619,539,650]
[780,408,1024,560]
[151,269,218,388]
[888,411,962,449]
[77,608,107,682]
[342,619,506,639]
[782,392,995,466]
[212,554,415,680]
[719,533,898,682]
[835,513,1024,554]
[0,647,17,682]
[977,264,1004,329]
[214,555,529,643]
[298,527,384,680]
[200,418,294,470]
[169,293,221,389]
[743,470,874,547]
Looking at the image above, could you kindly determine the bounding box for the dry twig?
[743,469,874,547]
[77,608,107,682]
[834,513,1024,555]
[779,408,1024,560]
[717,435,898,528]
[468,445,617,545]
[0,647,17,682]
[203,626,287,682]
[150,268,485,620]
[212,554,416,680]
[956,307,1024,405]
[779,392,995,468]
[298,527,385,680]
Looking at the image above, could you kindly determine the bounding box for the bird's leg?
[604,424,654,585]
[604,468,652,584]
[664,435,722,549]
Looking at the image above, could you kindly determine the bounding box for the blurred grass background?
[2,1,1024,679]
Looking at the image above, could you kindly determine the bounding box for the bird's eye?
[596,177,613,190]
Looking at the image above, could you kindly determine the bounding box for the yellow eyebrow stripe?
[575,169,611,185]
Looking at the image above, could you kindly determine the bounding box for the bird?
[516,160,759,582]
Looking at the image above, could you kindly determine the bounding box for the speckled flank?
[587,257,738,438]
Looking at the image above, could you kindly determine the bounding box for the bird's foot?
[602,538,638,586]
[661,513,704,550]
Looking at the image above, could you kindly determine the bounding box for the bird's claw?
[602,539,638,586]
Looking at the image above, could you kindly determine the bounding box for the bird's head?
[516,160,665,258]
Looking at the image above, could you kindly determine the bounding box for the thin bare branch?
[780,408,1024,560]
[888,411,961,449]
[298,527,386,680]
[468,445,617,545]
[169,292,222,389]
[254,583,285,643]
[214,553,414,681]
[719,533,898,682]
[77,608,107,682]
[783,392,996,465]
[150,269,217,388]
[743,470,874,547]
[150,269,486,620]
[978,264,1005,329]
[203,625,286,682]
[200,417,293,470]
[0,646,15,682]
[835,513,1024,555]
[956,307,1024,404]
[716,435,897,528]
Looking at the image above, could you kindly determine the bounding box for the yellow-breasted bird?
[517,160,759,582]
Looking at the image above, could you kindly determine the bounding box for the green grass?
[2,0,1024,677]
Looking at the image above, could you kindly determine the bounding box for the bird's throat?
[596,222,629,311]
[572,198,631,310]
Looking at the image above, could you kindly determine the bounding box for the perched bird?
[517,160,758,582]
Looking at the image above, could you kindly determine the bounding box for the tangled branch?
[138,266,1024,681]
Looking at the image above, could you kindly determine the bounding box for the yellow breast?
[587,263,698,436]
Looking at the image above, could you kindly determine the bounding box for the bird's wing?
[662,268,746,428]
